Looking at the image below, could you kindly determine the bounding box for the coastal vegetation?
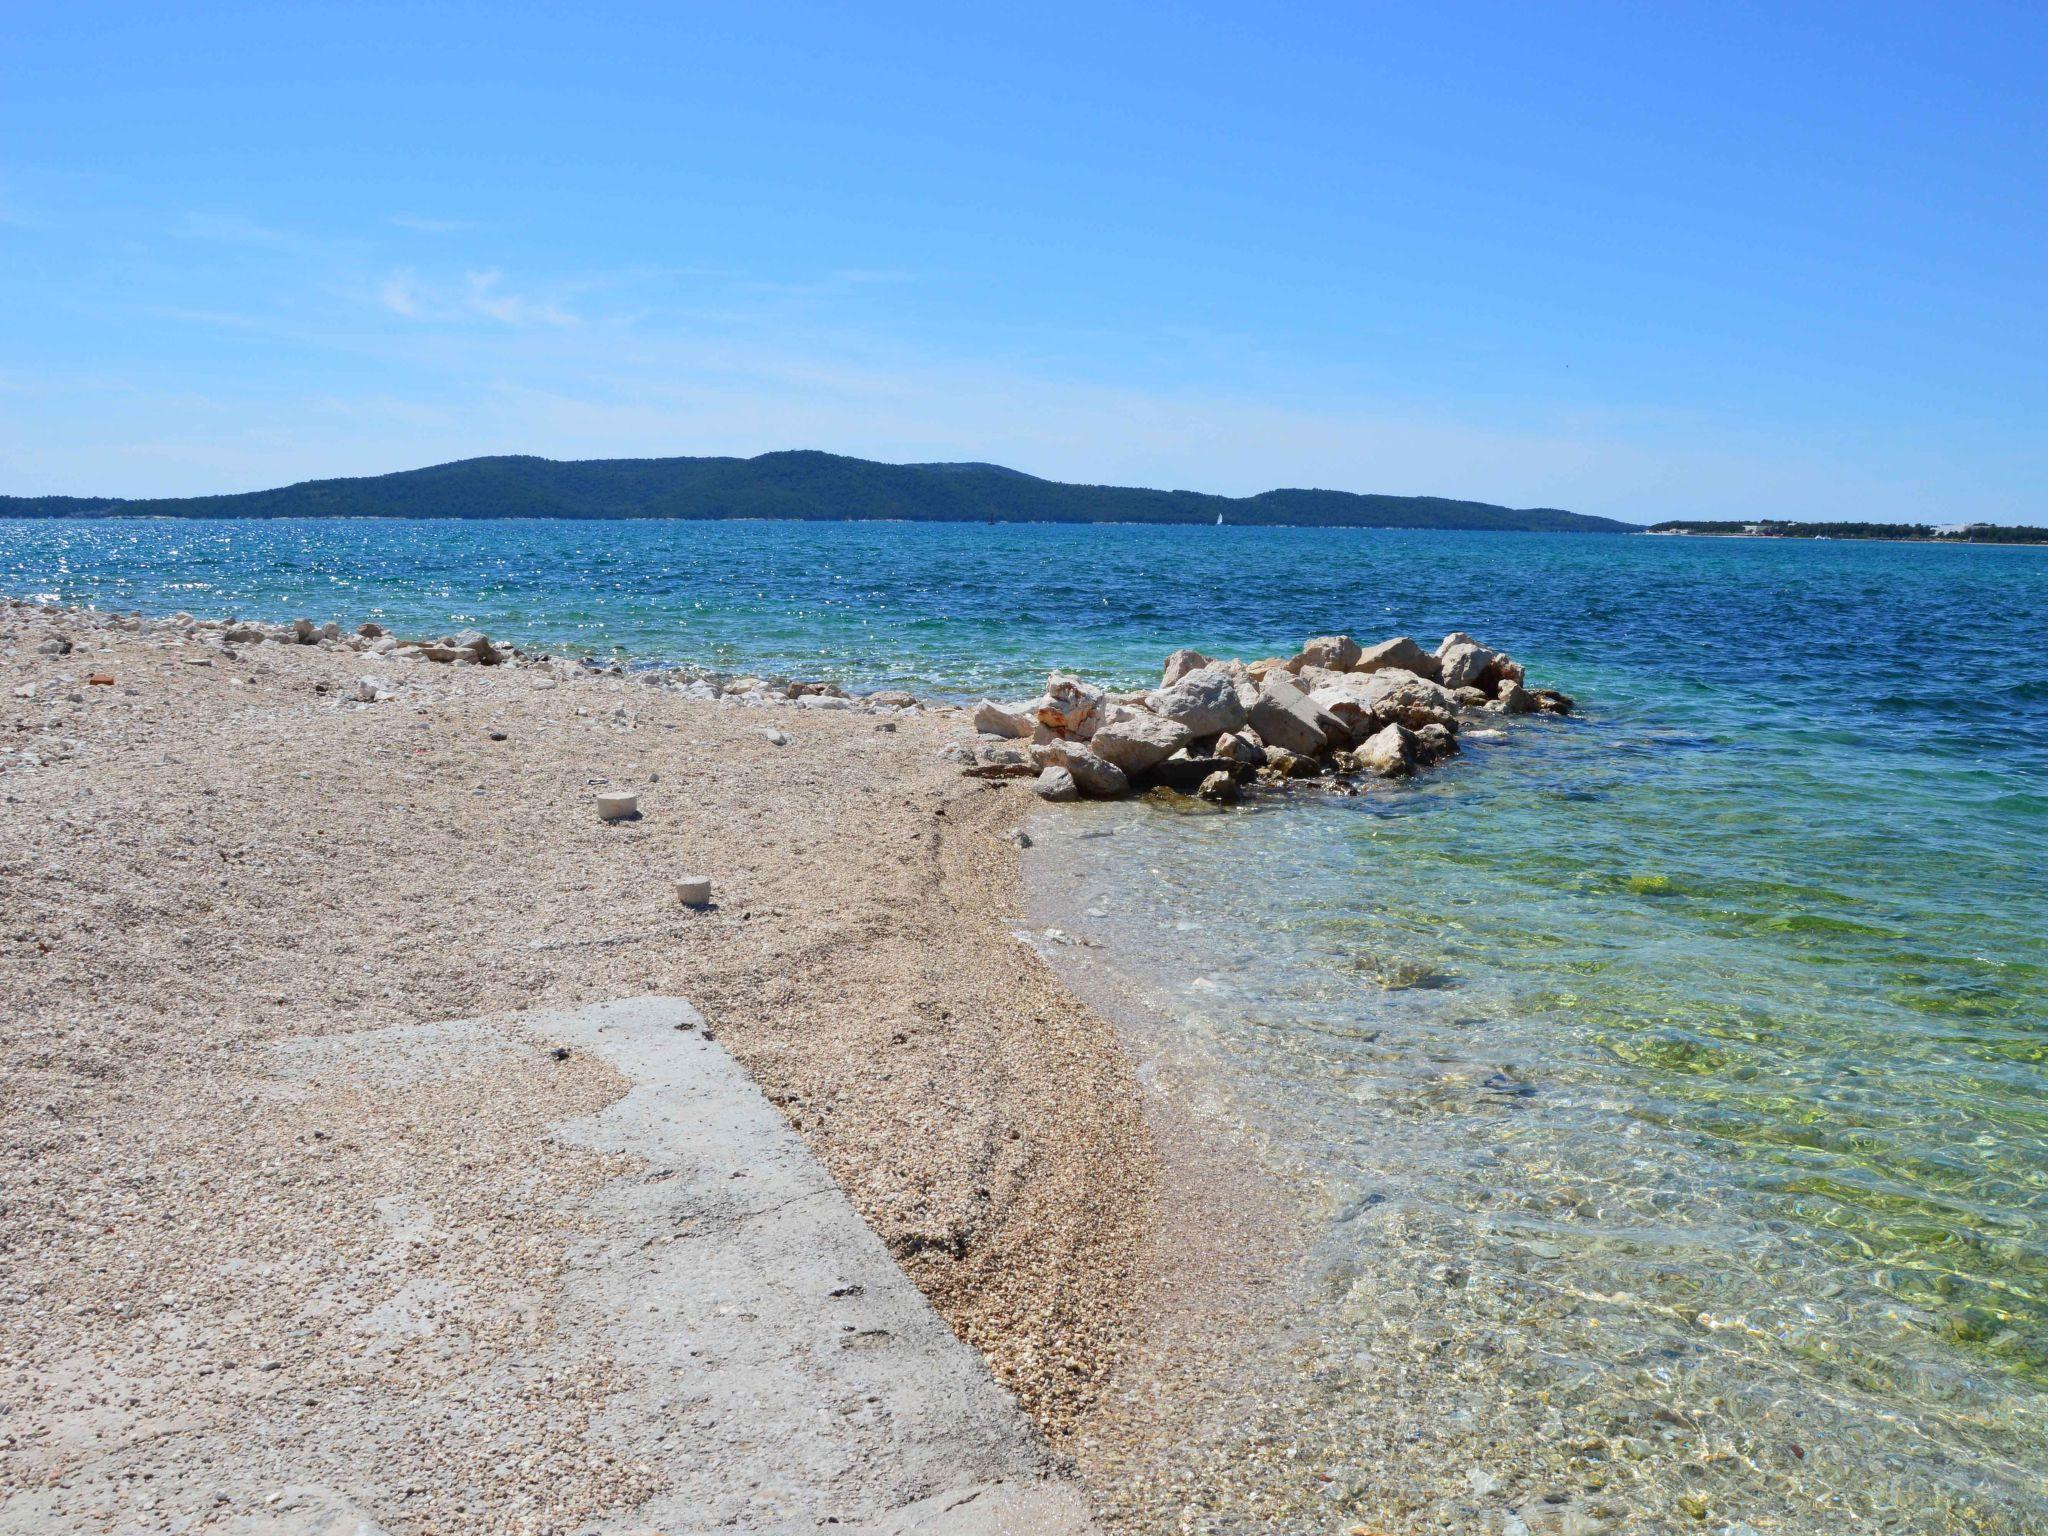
[0,449,1633,532]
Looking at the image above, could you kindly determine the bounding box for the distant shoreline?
[0,447,1634,534]
[1648,522,2047,546]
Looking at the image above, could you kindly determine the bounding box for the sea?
[5,516,2045,1533]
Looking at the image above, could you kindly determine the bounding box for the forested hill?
[1,450,1636,532]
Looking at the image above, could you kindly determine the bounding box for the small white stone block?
[675,876,712,907]
[596,791,640,822]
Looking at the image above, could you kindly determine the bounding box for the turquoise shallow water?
[6,517,2047,1530]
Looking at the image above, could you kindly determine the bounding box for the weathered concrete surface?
[545,996,1094,1536]
[0,998,1093,1536]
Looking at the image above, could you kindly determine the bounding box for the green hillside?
[1,450,1635,532]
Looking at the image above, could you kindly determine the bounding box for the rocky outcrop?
[1494,679,1535,715]
[950,630,1571,808]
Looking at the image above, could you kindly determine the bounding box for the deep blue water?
[6,517,2046,1532]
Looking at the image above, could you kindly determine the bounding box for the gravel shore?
[1,601,1167,1532]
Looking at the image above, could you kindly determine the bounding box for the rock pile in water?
[962,632,1572,805]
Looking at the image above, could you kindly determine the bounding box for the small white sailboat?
[1215,513,1224,526]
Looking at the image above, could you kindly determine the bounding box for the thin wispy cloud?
[174,211,339,257]
[372,267,577,327]
[463,269,576,327]
[378,271,420,319]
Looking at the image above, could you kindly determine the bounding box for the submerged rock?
[1413,722,1460,764]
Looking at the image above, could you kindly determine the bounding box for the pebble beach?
[0,598,1193,1532]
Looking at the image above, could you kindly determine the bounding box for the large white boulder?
[1030,739,1130,797]
[1437,640,1500,691]
[1160,648,1210,688]
[1307,678,1382,740]
[972,699,1036,738]
[449,629,506,666]
[1355,636,1441,680]
[1032,766,1080,802]
[1357,669,1459,730]
[1492,679,1536,715]
[1145,664,1248,737]
[1355,722,1417,777]
[1033,673,1105,739]
[1090,708,1193,775]
[1247,675,1347,756]
[1299,634,1362,671]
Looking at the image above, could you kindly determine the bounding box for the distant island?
[1649,519,2047,545]
[0,450,1634,532]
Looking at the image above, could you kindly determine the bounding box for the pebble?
[675,876,713,907]
[596,792,640,822]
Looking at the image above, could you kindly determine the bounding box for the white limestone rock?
[1356,722,1417,777]
[1032,766,1080,802]
[1033,673,1106,739]
[1145,664,1248,737]
[1299,634,1362,671]
[1089,708,1193,775]
[972,699,1037,738]
[1354,636,1441,680]
[1030,739,1130,798]
[1160,647,1210,688]
[1247,675,1347,756]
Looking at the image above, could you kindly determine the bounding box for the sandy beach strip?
[0,601,1172,1530]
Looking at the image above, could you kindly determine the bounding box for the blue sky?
[3,2,2043,523]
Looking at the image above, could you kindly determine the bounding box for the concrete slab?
[541,996,1094,1535]
[0,998,1093,1535]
